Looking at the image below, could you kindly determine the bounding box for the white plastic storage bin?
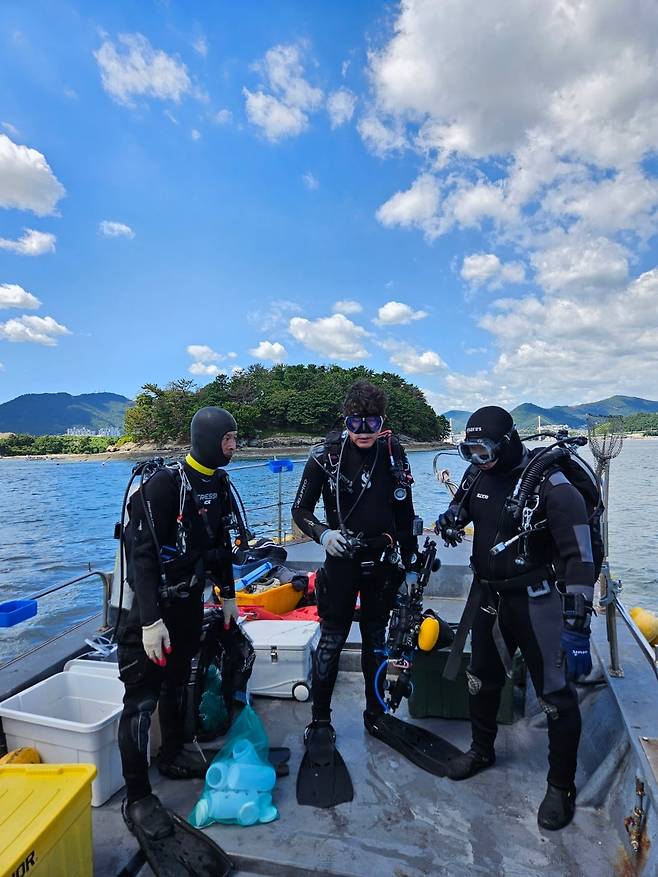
[243,619,320,700]
[0,665,125,806]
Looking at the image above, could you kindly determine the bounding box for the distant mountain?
[442,396,658,434]
[0,392,133,435]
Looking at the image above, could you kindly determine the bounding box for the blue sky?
[2,1,658,412]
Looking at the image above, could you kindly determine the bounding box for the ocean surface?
[1,441,656,664]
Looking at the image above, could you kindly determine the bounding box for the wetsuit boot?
[537,782,576,830]
[444,748,496,780]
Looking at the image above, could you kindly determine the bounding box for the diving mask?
[344,414,384,434]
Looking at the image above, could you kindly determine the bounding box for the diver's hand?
[561,629,592,680]
[142,619,172,666]
[320,529,348,557]
[222,597,239,629]
[435,511,463,547]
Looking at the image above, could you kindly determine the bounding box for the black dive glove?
[434,509,465,547]
[561,592,593,680]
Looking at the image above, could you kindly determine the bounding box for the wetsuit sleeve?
[291,454,329,543]
[544,472,596,601]
[394,447,419,565]
[128,471,178,627]
[208,487,236,600]
[447,469,474,526]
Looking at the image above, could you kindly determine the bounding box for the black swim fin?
[364,712,463,777]
[296,723,354,808]
[122,794,232,877]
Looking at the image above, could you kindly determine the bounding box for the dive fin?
[364,712,463,777]
[296,724,354,808]
[123,795,232,877]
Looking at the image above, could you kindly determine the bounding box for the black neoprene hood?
[190,406,237,469]
[465,405,523,472]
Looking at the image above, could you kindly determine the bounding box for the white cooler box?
[0,662,124,806]
[243,619,320,700]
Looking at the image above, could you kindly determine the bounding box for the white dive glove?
[320,529,348,558]
[222,597,239,629]
[142,618,171,666]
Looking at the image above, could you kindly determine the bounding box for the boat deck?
[92,568,656,876]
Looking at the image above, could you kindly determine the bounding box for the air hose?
[508,446,568,522]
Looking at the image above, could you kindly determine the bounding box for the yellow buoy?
[418,615,440,652]
[630,607,658,646]
[0,747,41,765]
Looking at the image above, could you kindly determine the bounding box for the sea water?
[1,440,656,663]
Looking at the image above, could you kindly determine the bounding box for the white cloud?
[380,338,446,374]
[374,300,428,326]
[2,122,19,137]
[327,89,356,128]
[187,344,223,362]
[302,171,319,191]
[0,314,70,345]
[375,174,440,239]
[357,113,407,157]
[244,43,323,141]
[0,134,65,216]
[187,343,225,376]
[478,267,658,402]
[248,298,302,331]
[94,33,192,106]
[530,235,628,296]
[461,253,525,288]
[0,229,56,256]
[332,299,362,315]
[211,109,232,125]
[189,362,223,376]
[227,351,237,359]
[192,37,208,58]
[99,220,134,239]
[289,313,370,360]
[249,340,287,362]
[0,283,41,309]
[191,128,202,141]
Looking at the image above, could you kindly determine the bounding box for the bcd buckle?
[527,580,551,598]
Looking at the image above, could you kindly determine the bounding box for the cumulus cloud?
[363,0,658,403]
[94,33,192,106]
[0,283,41,309]
[302,171,319,191]
[327,89,356,128]
[332,299,362,315]
[0,314,70,345]
[243,43,323,141]
[0,229,56,256]
[461,253,525,288]
[289,313,370,360]
[357,113,407,157]
[380,339,446,374]
[187,343,225,376]
[249,340,287,362]
[0,134,65,216]
[375,174,440,239]
[374,300,428,326]
[99,220,134,239]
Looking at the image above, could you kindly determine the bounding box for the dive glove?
[435,510,464,547]
[561,591,593,680]
[142,618,172,666]
[561,629,592,680]
[320,529,348,558]
[222,597,239,629]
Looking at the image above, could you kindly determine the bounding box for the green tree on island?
[124,364,450,443]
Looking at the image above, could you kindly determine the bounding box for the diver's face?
[222,431,237,459]
[348,429,380,449]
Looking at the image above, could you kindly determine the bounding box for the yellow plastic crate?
[0,764,96,877]
[237,582,302,615]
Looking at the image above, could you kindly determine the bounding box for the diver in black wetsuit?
[436,406,596,831]
[117,407,239,840]
[292,380,418,805]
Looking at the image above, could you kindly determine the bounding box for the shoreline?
[1,440,454,463]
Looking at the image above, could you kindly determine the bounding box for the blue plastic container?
[266,459,293,473]
[233,562,273,592]
[0,599,37,628]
